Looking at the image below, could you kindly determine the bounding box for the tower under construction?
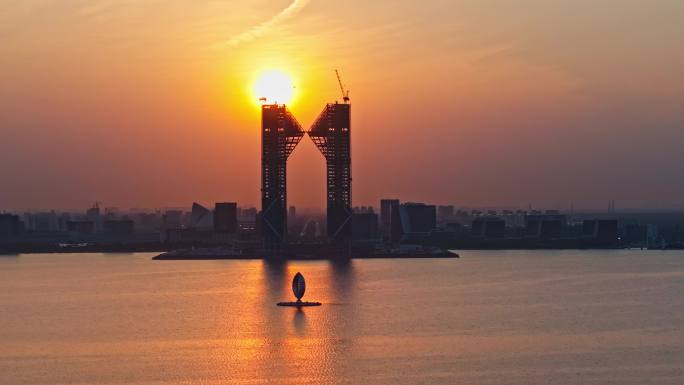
[309,102,352,243]
[261,104,304,250]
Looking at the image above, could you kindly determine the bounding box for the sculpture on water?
[277,272,321,307]
[292,272,306,302]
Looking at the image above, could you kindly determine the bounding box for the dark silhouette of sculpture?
[292,272,306,302]
[277,272,321,307]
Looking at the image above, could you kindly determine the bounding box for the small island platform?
[152,245,459,260]
[277,301,322,307]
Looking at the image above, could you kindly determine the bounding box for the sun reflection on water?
[215,259,358,383]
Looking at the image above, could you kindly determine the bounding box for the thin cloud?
[218,0,311,48]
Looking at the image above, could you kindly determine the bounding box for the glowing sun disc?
[253,70,294,104]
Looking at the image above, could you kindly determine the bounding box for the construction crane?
[335,69,350,103]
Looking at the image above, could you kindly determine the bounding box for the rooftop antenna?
[335,69,350,103]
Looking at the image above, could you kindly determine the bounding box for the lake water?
[1,250,683,385]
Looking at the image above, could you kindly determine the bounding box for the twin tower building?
[260,102,351,250]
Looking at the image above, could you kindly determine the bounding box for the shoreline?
[5,246,680,256]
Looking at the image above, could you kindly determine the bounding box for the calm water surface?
[1,250,683,385]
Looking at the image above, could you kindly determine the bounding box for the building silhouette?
[103,219,134,236]
[67,220,95,235]
[309,103,352,245]
[190,203,213,229]
[240,207,257,222]
[260,104,304,250]
[0,214,22,237]
[391,202,436,244]
[437,205,455,222]
[471,217,505,239]
[214,202,238,234]
[163,210,182,229]
[583,219,619,245]
[380,199,400,239]
[352,212,379,240]
[525,214,566,239]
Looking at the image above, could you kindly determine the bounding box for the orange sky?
[1,0,683,211]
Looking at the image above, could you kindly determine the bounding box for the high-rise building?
[352,212,379,240]
[471,217,506,239]
[163,210,183,229]
[57,213,71,231]
[103,219,135,236]
[67,220,95,235]
[288,206,296,219]
[309,103,352,244]
[583,219,619,245]
[133,212,161,231]
[190,203,212,229]
[86,204,100,220]
[525,214,566,239]
[0,214,22,237]
[391,202,436,244]
[240,207,257,221]
[261,104,304,250]
[86,203,101,232]
[214,202,238,234]
[437,205,455,221]
[25,212,59,231]
[380,199,400,238]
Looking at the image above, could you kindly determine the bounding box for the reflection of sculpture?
[277,272,321,307]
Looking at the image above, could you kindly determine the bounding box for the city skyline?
[2,0,684,211]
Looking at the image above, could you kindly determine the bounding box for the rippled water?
[1,250,683,384]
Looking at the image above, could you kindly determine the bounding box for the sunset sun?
[253,70,295,105]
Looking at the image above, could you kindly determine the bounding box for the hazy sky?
[1,0,683,211]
